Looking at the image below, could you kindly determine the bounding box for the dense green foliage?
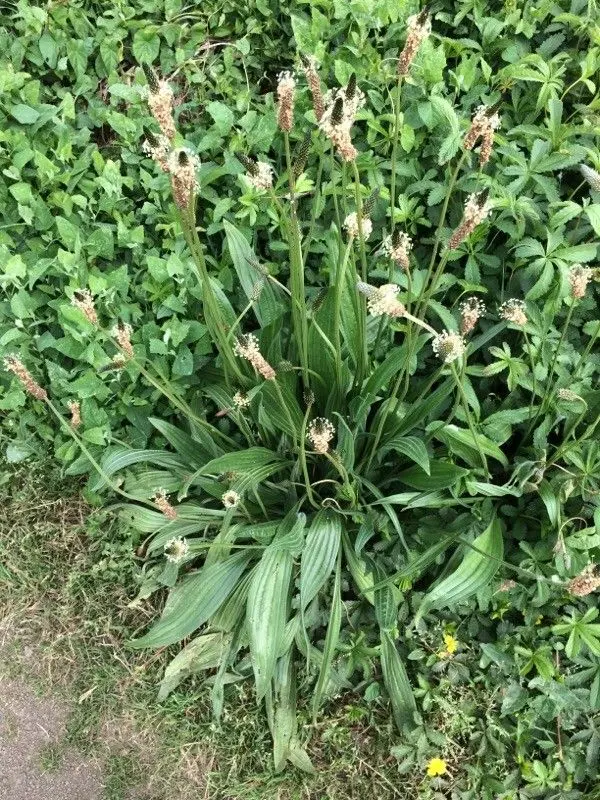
[2,0,600,797]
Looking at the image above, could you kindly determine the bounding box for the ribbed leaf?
[398,460,469,490]
[247,542,294,700]
[90,448,184,491]
[150,417,218,464]
[390,378,453,437]
[365,347,406,396]
[224,219,284,327]
[417,517,503,620]
[300,511,341,612]
[131,551,252,648]
[342,531,374,604]
[385,436,430,474]
[380,631,417,731]
[433,424,508,467]
[187,447,288,493]
[260,380,304,439]
[374,581,398,632]
[312,554,342,722]
[157,632,232,700]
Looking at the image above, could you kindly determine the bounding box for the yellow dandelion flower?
[443,633,458,654]
[426,757,447,777]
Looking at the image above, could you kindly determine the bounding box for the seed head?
[112,322,134,359]
[68,400,81,428]
[164,536,188,563]
[463,104,501,160]
[498,579,517,592]
[145,73,176,141]
[557,388,581,402]
[300,55,324,121]
[167,147,200,209]
[141,131,170,171]
[459,296,486,335]
[358,282,406,318]
[568,264,592,299]
[344,211,373,240]
[580,164,600,192]
[234,333,276,380]
[567,564,600,597]
[307,417,336,454]
[233,391,250,409]
[383,231,412,270]
[222,489,241,509]
[247,161,274,191]
[447,191,492,250]
[319,85,362,162]
[277,71,296,132]
[397,10,432,76]
[71,289,98,326]
[153,488,177,520]
[432,330,466,363]
[499,298,527,326]
[3,356,47,401]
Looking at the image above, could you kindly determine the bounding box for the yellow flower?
[443,634,458,654]
[437,633,459,659]
[426,757,447,777]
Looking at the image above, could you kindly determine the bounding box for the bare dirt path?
[0,675,105,800]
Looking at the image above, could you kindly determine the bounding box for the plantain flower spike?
[397,9,432,76]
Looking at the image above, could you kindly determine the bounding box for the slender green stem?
[389,75,404,237]
[330,145,341,235]
[523,329,538,419]
[526,302,575,439]
[450,363,489,476]
[351,160,369,384]
[302,154,324,263]
[46,399,151,504]
[273,377,299,451]
[571,320,600,382]
[98,328,237,449]
[284,131,309,386]
[416,152,467,318]
[299,404,319,509]
[333,239,353,386]
[182,207,244,383]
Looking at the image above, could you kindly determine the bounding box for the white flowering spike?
[307,417,336,454]
[499,298,527,326]
[164,537,189,564]
[581,164,600,191]
[344,212,372,240]
[459,297,486,335]
[432,330,466,363]
[222,490,240,509]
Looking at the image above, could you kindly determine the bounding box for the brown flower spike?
[144,65,177,141]
[448,191,492,250]
[459,297,486,335]
[3,356,47,401]
[301,55,324,121]
[168,148,200,209]
[567,564,600,597]
[153,488,177,520]
[234,334,276,380]
[68,400,81,428]
[277,71,296,132]
[71,289,98,325]
[397,10,432,76]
